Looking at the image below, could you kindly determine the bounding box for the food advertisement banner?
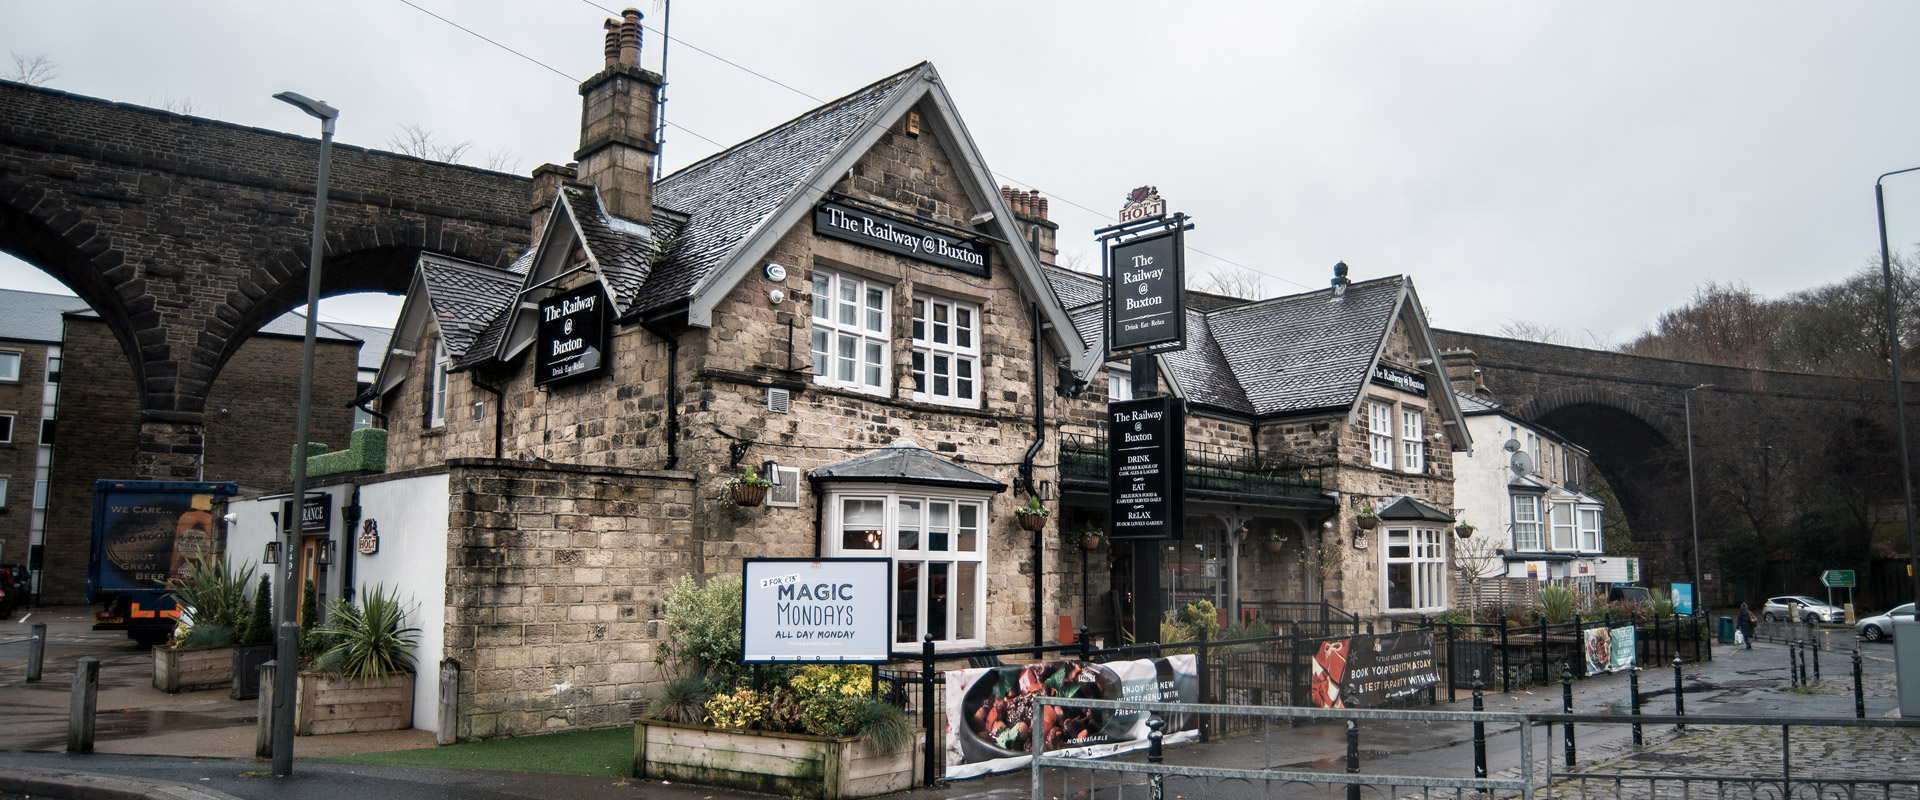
[1308,631,1440,708]
[944,655,1197,780]
[1581,624,1637,674]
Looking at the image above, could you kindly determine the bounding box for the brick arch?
[1508,384,1682,447]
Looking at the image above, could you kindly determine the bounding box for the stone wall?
[442,458,695,739]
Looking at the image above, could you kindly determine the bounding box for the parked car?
[1761,595,1842,623]
[1856,603,1915,642]
[1606,586,1651,605]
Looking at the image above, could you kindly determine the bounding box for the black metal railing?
[1059,431,1325,499]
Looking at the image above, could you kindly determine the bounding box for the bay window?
[824,486,988,649]
[1512,494,1542,551]
[911,295,980,407]
[1383,526,1446,612]
[810,269,890,393]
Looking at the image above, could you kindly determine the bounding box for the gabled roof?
[373,253,522,395]
[1455,390,1499,415]
[811,440,1008,492]
[1203,277,1405,416]
[320,321,394,372]
[1377,495,1455,523]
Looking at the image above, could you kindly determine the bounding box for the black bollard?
[1672,655,1686,732]
[1798,640,1810,686]
[1148,716,1166,800]
[1789,641,1800,688]
[1853,643,1865,719]
[1472,670,1487,791]
[1346,719,1361,800]
[1561,663,1576,767]
[1811,637,1820,681]
[1629,661,1643,746]
[1078,625,1092,662]
[26,621,45,682]
[922,634,938,788]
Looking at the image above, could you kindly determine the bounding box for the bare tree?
[151,94,197,115]
[388,123,471,164]
[4,52,57,86]
[1452,534,1506,620]
[1195,266,1264,300]
[482,148,522,174]
[1057,250,1094,273]
[1498,319,1565,344]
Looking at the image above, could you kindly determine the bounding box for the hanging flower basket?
[1455,524,1475,538]
[1355,516,1379,531]
[730,483,768,508]
[1017,513,1049,532]
[1079,532,1103,551]
[1263,539,1286,553]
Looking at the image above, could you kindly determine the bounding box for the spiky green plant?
[313,584,420,680]
[855,698,913,752]
[1649,588,1676,617]
[1537,584,1576,623]
[241,575,272,646]
[647,674,713,725]
[163,557,256,650]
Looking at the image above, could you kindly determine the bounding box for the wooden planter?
[731,483,768,507]
[154,645,233,693]
[295,671,414,735]
[1017,513,1049,532]
[634,718,922,800]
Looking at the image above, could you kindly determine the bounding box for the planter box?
[296,672,414,735]
[230,644,274,700]
[154,645,233,693]
[634,718,922,800]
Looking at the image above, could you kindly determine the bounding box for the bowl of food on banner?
[959,661,1121,761]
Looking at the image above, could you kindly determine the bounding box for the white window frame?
[428,338,450,428]
[1401,407,1424,473]
[811,269,891,395]
[910,295,981,408]
[1368,401,1394,469]
[1578,506,1603,552]
[1382,526,1447,613]
[1550,501,1575,550]
[1512,494,1542,551]
[0,476,9,508]
[821,484,990,651]
[0,412,13,444]
[1107,366,1133,402]
[33,478,48,509]
[0,350,20,382]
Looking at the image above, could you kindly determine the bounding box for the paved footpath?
[1,608,1911,800]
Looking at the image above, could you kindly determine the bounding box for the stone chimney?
[574,8,661,224]
[1000,185,1058,267]
[1440,348,1489,398]
[528,162,578,245]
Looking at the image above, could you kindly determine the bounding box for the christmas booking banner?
[943,655,1197,780]
[1308,631,1441,708]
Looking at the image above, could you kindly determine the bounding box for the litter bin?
[1718,615,1735,644]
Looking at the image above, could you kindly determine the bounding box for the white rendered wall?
[1457,415,1519,548]
[224,483,354,606]
[352,472,451,734]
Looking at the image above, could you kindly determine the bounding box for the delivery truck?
[87,479,238,646]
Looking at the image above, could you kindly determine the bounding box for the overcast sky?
[6,1,1920,343]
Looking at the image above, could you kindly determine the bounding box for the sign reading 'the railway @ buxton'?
[535,284,609,387]
[813,201,991,277]
[1108,395,1185,540]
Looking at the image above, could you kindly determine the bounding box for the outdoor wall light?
[762,460,781,485]
[263,541,280,564]
[315,539,336,566]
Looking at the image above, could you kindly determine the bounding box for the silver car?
[1761,595,1842,623]
[1856,603,1915,642]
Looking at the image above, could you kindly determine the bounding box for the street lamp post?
[1685,383,1713,614]
[1876,166,1920,611]
[271,90,337,778]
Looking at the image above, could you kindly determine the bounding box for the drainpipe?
[1024,302,1046,648]
[471,377,504,460]
[640,322,681,470]
[352,397,388,431]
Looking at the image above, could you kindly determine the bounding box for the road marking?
[17,613,32,623]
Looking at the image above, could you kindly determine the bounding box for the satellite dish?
[1510,451,1534,476]
[1503,439,1522,453]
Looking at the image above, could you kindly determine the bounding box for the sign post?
[1822,570,1856,620]
[1097,188,1192,644]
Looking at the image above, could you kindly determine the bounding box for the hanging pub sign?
[1107,395,1185,540]
[1370,364,1428,397]
[741,558,893,663]
[535,284,609,387]
[1117,185,1167,224]
[813,200,990,278]
[1105,213,1187,355]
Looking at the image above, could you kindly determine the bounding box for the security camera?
[222,513,239,524]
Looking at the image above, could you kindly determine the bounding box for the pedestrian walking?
[1737,603,1757,649]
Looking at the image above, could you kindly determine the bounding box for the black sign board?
[280,494,330,534]
[535,285,609,387]
[1107,228,1186,354]
[1301,630,1440,708]
[1107,395,1185,540]
[1370,364,1428,397]
[813,201,990,278]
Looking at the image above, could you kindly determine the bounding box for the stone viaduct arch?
[1436,329,1917,598]
[0,80,532,477]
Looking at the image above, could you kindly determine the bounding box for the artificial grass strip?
[313,726,633,777]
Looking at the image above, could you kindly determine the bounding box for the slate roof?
[413,254,523,367]
[0,288,88,343]
[1043,265,1106,310]
[321,321,394,372]
[559,185,681,315]
[634,65,921,316]
[811,440,1008,492]
[1206,277,1405,416]
[1376,495,1454,523]
[453,252,533,372]
[1455,390,1499,415]
[1162,308,1252,412]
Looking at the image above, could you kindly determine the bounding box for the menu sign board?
[1108,228,1186,354]
[741,558,893,663]
[1107,396,1184,540]
[535,285,609,387]
[813,201,990,277]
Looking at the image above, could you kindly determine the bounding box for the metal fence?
[1428,616,1708,695]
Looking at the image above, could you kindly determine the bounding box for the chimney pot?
[620,9,642,66]
[1331,261,1351,299]
[603,20,619,66]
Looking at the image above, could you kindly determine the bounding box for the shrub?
[312,585,420,679]
[1649,588,1676,617]
[298,579,334,662]
[855,697,913,751]
[1433,608,1475,626]
[660,574,745,683]
[762,687,807,733]
[648,674,713,725]
[165,557,256,650]
[792,664,873,738]
[1538,585,1576,623]
[705,688,769,730]
[240,575,272,646]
